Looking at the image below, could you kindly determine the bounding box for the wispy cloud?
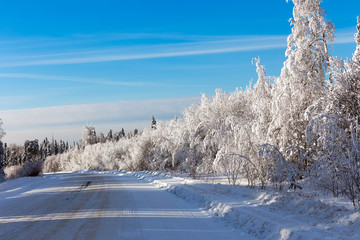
[0,96,200,144]
[0,34,289,67]
[0,44,287,67]
[0,30,356,68]
[334,28,358,44]
[0,73,152,86]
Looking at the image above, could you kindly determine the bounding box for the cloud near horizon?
[0,96,200,145]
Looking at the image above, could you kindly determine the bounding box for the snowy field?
[0,171,359,240]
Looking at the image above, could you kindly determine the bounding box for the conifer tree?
[106,129,113,142]
[0,119,5,140]
[151,116,157,130]
[0,141,4,181]
[0,119,4,181]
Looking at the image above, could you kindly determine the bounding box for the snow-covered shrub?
[258,144,296,190]
[306,115,347,197]
[20,159,43,177]
[215,152,250,185]
[4,160,43,179]
[42,155,60,173]
[175,147,201,178]
[133,135,155,171]
[4,165,23,180]
[306,114,360,208]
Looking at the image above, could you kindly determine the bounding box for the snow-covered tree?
[23,140,40,162]
[106,129,113,142]
[97,132,106,143]
[283,0,334,85]
[0,141,4,181]
[0,119,5,181]
[325,18,360,124]
[81,125,97,146]
[251,57,273,145]
[353,16,360,63]
[269,0,334,151]
[0,119,5,141]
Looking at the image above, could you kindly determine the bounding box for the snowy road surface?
[0,173,249,240]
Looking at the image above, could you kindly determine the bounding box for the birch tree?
[353,16,360,63]
[269,0,334,151]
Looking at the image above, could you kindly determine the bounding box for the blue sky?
[0,0,359,144]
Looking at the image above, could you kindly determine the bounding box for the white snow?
[0,172,249,240]
[129,170,360,239]
[1,171,359,239]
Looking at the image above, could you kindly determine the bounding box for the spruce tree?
[151,116,157,130]
[0,141,5,181]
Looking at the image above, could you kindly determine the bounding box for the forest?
[1,0,360,209]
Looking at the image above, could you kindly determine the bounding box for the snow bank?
[127,170,359,240]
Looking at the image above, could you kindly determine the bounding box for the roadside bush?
[4,159,43,179]
[215,152,249,185]
[20,159,43,177]
[4,165,23,180]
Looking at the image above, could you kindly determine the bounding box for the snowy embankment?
[127,170,360,239]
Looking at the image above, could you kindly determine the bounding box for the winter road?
[0,173,248,240]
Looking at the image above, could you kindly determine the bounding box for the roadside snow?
[128,170,360,240]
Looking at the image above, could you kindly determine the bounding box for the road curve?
[0,172,249,240]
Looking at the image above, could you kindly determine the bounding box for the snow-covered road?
[0,173,248,240]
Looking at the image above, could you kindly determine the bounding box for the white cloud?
[0,35,288,67]
[0,73,157,86]
[0,31,356,68]
[0,96,200,144]
[334,29,358,44]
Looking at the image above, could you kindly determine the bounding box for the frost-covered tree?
[302,17,360,205]
[353,16,360,63]
[23,140,40,162]
[106,129,113,142]
[120,128,125,138]
[283,0,334,85]
[0,141,4,181]
[325,18,360,124]
[3,144,23,166]
[251,57,273,145]
[81,125,97,146]
[0,119,5,181]
[0,119,5,140]
[97,132,106,143]
[269,0,334,151]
